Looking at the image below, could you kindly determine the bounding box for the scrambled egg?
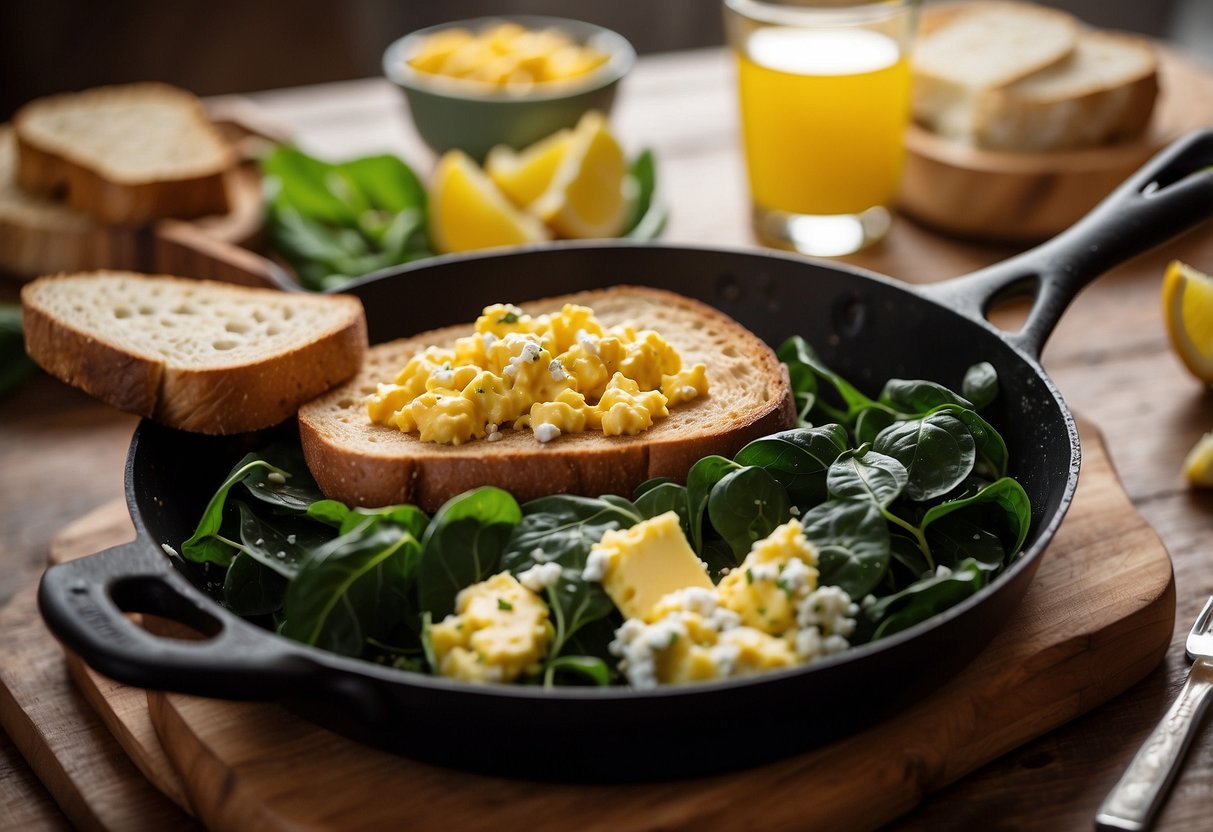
[716,519,820,635]
[367,303,709,445]
[588,518,858,688]
[428,572,554,683]
[407,22,610,89]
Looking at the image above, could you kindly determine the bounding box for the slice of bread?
[0,127,144,279]
[21,272,367,434]
[913,2,1079,141]
[14,83,233,225]
[299,287,796,511]
[972,30,1158,151]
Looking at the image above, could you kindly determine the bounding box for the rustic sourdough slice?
[14,83,233,225]
[912,2,1079,141]
[972,30,1158,151]
[299,286,796,511]
[0,127,143,279]
[22,272,367,434]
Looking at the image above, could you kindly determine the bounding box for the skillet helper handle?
[1095,659,1213,832]
[38,539,320,699]
[924,129,1213,360]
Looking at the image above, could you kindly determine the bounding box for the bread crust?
[298,286,796,511]
[972,31,1158,152]
[21,273,368,435]
[13,84,233,226]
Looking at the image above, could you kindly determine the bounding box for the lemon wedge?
[1162,260,1213,384]
[486,128,574,209]
[428,151,550,254]
[530,111,635,239]
[1183,432,1213,488]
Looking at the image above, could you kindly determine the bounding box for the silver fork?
[1095,595,1213,831]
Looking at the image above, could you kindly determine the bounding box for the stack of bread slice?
[1,83,235,279]
[912,1,1159,152]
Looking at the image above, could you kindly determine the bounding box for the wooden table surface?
[2,48,1211,830]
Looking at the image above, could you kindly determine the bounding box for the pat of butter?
[585,511,713,622]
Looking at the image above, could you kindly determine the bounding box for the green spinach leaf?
[826,449,908,508]
[281,520,420,655]
[962,362,999,409]
[867,558,988,639]
[416,487,522,621]
[734,425,848,505]
[872,413,977,502]
[879,378,972,414]
[181,454,290,567]
[801,499,890,599]
[224,553,288,616]
[708,467,792,559]
[685,455,741,551]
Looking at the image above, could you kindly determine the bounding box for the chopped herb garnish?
[745,568,754,585]
[498,312,520,324]
[476,387,485,394]
[498,598,513,611]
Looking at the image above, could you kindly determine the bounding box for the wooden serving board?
[2,418,1171,831]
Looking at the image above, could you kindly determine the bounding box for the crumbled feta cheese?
[582,547,612,582]
[286,534,296,545]
[680,385,699,400]
[788,506,801,517]
[529,546,558,563]
[485,423,498,434]
[778,557,814,595]
[533,423,561,443]
[549,359,568,381]
[609,616,687,689]
[575,329,599,356]
[160,543,178,557]
[487,430,503,442]
[517,562,563,592]
[935,564,953,578]
[266,471,287,485]
[794,586,859,662]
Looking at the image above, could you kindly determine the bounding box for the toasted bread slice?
[0,127,124,278]
[913,2,1079,141]
[299,287,795,511]
[972,30,1158,151]
[14,83,233,225]
[22,272,367,434]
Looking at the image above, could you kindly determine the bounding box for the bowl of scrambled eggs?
[384,16,635,160]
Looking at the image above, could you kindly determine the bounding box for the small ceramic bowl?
[384,15,635,161]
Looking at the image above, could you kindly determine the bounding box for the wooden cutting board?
[5,419,1175,831]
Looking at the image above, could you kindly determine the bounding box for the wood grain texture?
[35,420,1168,832]
[41,507,194,815]
[0,585,198,832]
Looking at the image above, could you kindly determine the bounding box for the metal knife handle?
[1095,658,1213,831]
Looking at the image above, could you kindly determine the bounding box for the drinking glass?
[724,0,919,256]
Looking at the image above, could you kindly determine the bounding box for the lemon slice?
[1183,433,1213,488]
[486,128,573,209]
[530,111,635,239]
[428,151,551,254]
[1162,260,1213,384]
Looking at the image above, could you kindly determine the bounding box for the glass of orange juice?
[724,0,919,256]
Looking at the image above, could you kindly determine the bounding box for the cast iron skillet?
[39,131,1213,781]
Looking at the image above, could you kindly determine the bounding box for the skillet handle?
[38,539,322,699]
[921,129,1213,360]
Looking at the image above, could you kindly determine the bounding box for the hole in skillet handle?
[920,128,1213,361]
[37,538,321,700]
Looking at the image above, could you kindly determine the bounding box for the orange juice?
[738,27,911,216]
